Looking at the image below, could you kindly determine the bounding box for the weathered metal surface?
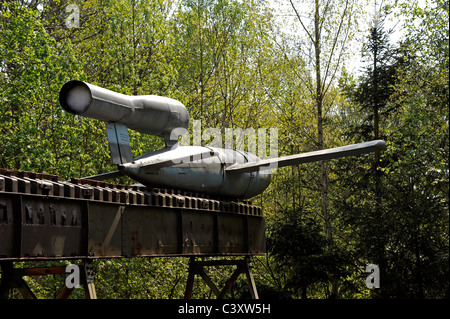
[58,81,385,199]
[59,80,189,141]
[0,169,265,261]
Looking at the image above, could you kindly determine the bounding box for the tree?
[267,208,351,298]
[281,0,365,298]
[173,0,276,133]
[0,2,86,175]
[334,0,449,298]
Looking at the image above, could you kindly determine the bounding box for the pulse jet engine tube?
[59,80,190,140]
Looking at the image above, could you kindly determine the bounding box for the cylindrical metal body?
[121,146,271,199]
[217,149,271,198]
[59,80,189,138]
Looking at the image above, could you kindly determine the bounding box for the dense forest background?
[0,0,448,299]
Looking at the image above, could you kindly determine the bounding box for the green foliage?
[1,0,448,299]
[267,208,353,298]
[173,0,276,130]
[333,1,449,298]
[93,258,186,299]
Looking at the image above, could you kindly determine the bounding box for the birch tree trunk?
[289,0,361,298]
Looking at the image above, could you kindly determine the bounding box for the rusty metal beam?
[1,169,265,260]
[1,168,265,299]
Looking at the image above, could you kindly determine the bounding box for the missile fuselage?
[121,146,271,199]
[59,80,271,199]
[59,80,386,199]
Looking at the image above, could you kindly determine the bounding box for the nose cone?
[118,163,140,179]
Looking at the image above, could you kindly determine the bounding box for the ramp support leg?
[183,256,259,299]
[0,260,96,299]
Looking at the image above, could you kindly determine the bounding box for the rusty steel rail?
[0,168,265,261]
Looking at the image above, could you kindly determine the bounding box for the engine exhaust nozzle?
[59,80,189,139]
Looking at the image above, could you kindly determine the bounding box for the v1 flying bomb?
[59,80,386,199]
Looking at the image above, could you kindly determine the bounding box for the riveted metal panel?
[19,196,84,258]
[123,206,179,256]
[181,210,216,254]
[87,202,123,257]
[217,214,246,254]
[247,215,266,254]
[0,194,15,257]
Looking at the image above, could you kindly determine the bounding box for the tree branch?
[289,0,315,44]
[321,0,350,95]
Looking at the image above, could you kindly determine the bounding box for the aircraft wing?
[138,149,219,170]
[123,146,219,171]
[225,140,386,174]
[83,170,123,181]
[83,147,219,180]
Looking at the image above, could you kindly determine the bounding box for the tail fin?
[105,123,133,164]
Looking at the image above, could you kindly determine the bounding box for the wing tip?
[372,140,387,150]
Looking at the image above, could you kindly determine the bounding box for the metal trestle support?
[183,256,259,299]
[0,260,96,299]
